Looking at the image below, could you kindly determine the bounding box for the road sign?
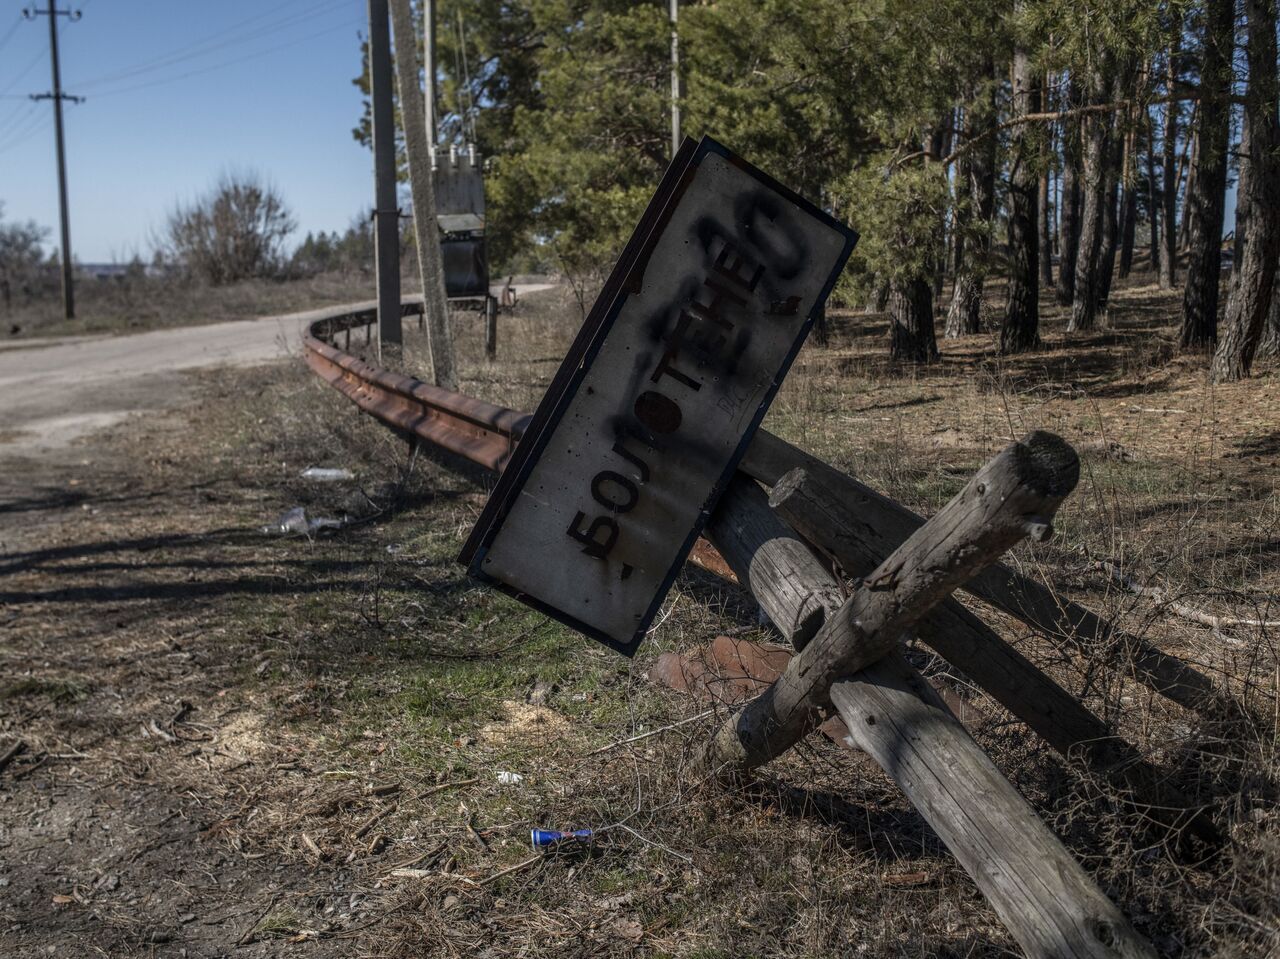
[459,136,857,656]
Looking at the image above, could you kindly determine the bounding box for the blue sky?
[0,0,374,262]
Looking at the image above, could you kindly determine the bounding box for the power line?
[0,13,23,56]
[71,0,350,90]
[0,110,53,157]
[85,17,364,100]
[0,46,47,97]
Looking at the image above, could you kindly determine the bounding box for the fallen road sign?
[459,136,857,655]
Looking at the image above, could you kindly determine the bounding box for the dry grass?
[3,269,393,340]
[0,269,1277,957]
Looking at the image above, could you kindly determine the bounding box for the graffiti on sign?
[459,137,857,655]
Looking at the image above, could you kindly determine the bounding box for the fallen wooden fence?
[301,301,1237,959]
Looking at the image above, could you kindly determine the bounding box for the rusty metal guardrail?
[302,298,530,474]
[300,297,736,579]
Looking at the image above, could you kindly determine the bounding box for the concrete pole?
[670,0,680,157]
[424,0,436,148]
[368,0,402,358]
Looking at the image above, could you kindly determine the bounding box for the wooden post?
[771,467,1222,847]
[368,0,402,361]
[484,295,498,358]
[704,475,844,649]
[830,654,1157,959]
[389,0,457,390]
[702,431,1079,777]
[740,429,1235,719]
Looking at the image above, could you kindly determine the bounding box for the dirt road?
[0,313,305,458]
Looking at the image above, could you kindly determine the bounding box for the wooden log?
[704,475,844,649]
[770,467,1221,846]
[742,428,1233,718]
[702,431,1079,776]
[830,654,1157,959]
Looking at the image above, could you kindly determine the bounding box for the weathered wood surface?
[830,654,1157,959]
[705,475,844,649]
[742,428,1232,717]
[388,0,458,391]
[771,468,1221,846]
[702,431,1079,776]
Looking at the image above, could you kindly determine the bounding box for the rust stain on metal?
[302,301,736,583]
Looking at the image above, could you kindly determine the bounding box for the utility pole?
[367,0,402,358]
[669,0,680,157]
[424,0,436,150]
[25,1,82,321]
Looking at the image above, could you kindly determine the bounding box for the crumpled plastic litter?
[261,506,346,537]
[300,467,355,482]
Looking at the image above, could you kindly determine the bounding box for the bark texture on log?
[1180,0,1235,350]
[770,467,1222,847]
[702,432,1079,777]
[1210,0,1280,383]
[740,429,1236,719]
[830,657,1157,959]
[705,476,843,650]
[388,0,457,391]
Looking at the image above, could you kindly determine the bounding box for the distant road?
[0,313,304,458]
[0,282,558,458]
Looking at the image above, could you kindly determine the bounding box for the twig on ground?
[410,777,477,801]
[0,739,27,774]
[476,853,542,887]
[1097,561,1278,634]
[585,710,715,758]
[353,802,398,840]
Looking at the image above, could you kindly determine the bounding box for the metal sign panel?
[459,137,857,656]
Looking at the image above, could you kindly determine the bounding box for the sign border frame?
[458,135,858,656]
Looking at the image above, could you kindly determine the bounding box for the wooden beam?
[704,475,843,649]
[702,431,1079,777]
[741,429,1234,719]
[830,654,1157,959]
[770,467,1222,847]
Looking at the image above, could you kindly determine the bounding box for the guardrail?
[301,298,529,474]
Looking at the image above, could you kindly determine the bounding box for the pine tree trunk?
[1259,272,1280,356]
[1210,0,1280,382]
[1038,172,1054,286]
[1003,45,1041,353]
[1057,77,1083,305]
[1180,0,1235,350]
[1118,124,1138,279]
[1159,11,1182,288]
[890,278,939,363]
[1069,79,1110,332]
[1097,117,1125,308]
[947,63,997,338]
[1147,108,1161,271]
[1178,129,1198,253]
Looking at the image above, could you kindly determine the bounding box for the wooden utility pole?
[26,0,82,321]
[368,0,402,359]
[390,0,457,389]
